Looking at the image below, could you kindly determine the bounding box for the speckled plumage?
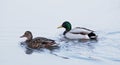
[20,31,56,49]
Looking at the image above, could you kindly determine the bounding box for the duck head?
[20,31,33,41]
[58,21,72,35]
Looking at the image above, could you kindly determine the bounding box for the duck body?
[58,21,97,40]
[26,37,55,49]
[64,27,91,40]
[20,31,57,49]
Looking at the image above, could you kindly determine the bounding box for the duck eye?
[62,23,67,27]
[24,32,28,35]
[25,33,27,35]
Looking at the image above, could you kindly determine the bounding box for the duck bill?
[20,35,25,38]
[57,26,63,29]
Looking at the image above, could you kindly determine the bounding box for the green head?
[58,21,72,35]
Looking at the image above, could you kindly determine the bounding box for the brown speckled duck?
[20,31,57,49]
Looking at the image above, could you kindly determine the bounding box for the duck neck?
[26,35,33,42]
[63,27,71,35]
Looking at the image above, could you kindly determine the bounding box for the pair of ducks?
[20,21,97,49]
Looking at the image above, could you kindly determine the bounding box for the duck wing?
[69,27,93,35]
[28,40,42,49]
[75,27,94,32]
[34,37,55,44]
[35,37,53,40]
[70,31,89,35]
[28,37,48,49]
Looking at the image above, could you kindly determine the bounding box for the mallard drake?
[20,31,57,49]
[58,21,97,40]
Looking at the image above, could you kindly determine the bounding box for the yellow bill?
[57,26,63,29]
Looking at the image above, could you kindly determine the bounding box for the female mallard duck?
[20,31,57,49]
[58,21,97,40]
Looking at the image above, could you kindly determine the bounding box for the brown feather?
[21,31,57,49]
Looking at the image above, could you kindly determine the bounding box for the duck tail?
[88,32,97,40]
